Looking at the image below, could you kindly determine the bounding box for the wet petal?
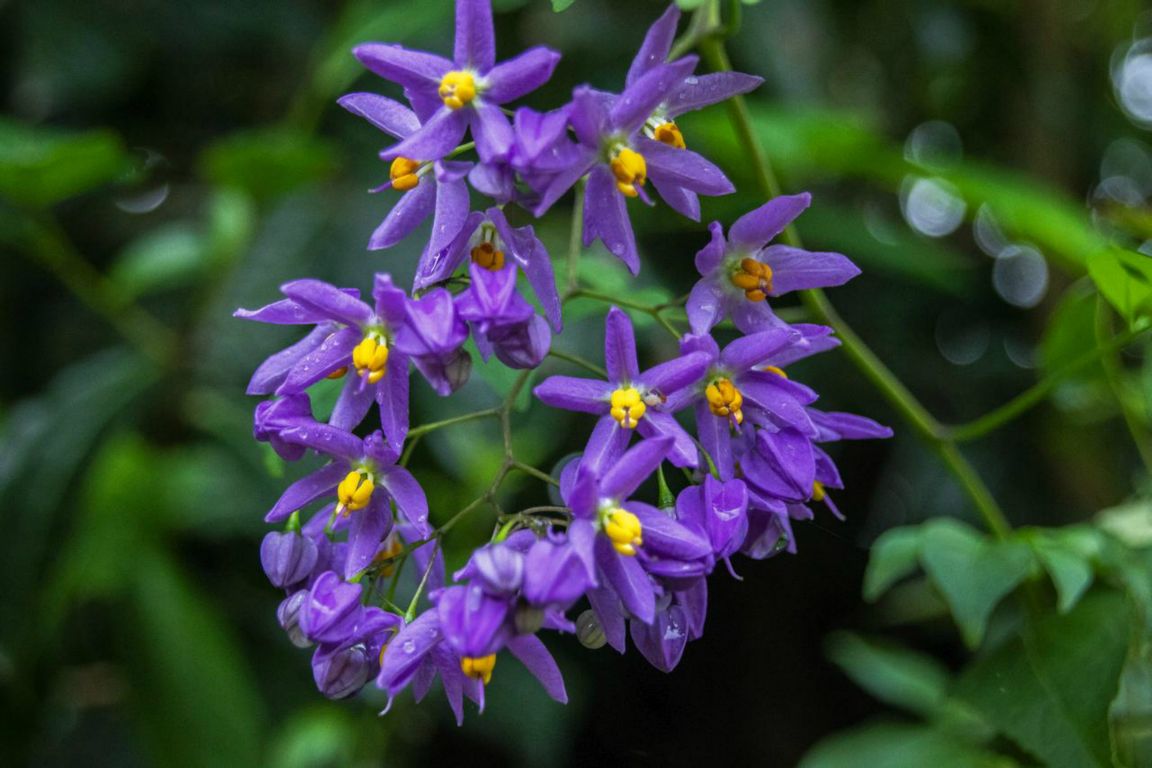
[483,47,561,103]
[369,181,436,250]
[507,635,568,703]
[626,4,680,85]
[583,166,640,274]
[282,280,373,327]
[761,245,862,294]
[454,0,496,71]
[600,434,673,500]
[354,44,453,90]
[533,376,612,413]
[603,305,640,383]
[665,71,763,116]
[337,93,420,139]
[266,463,346,522]
[728,193,811,250]
[379,108,468,162]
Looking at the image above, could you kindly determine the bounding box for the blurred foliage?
[2,0,1152,765]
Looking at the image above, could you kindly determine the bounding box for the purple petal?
[378,465,430,536]
[533,149,596,216]
[720,327,800,373]
[337,93,419,139]
[345,496,393,579]
[416,212,483,289]
[277,422,364,461]
[279,327,360,393]
[728,193,811,250]
[665,71,763,116]
[596,538,655,623]
[427,174,471,259]
[379,108,467,162]
[369,181,436,250]
[507,635,568,703]
[695,400,734,480]
[739,371,817,434]
[630,604,688,672]
[636,411,697,468]
[639,138,734,196]
[377,610,440,692]
[686,278,725,336]
[568,86,610,148]
[489,208,562,331]
[640,351,710,398]
[632,502,711,561]
[587,586,627,653]
[603,306,640,383]
[266,463,346,522]
[649,176,700,221]
[610,57,698,134]
[694,220,728,275]
[373,273,409,329]
[454,0,495,71]
[329,377,375,431]
[580,416,632,479]
[353,44,452,90]
[470,102,514,162]
[235,298,334,326]
[761,245,862,294]
[626,5,680,85]
[282,280,373,327]
[377,351,410,453]
[483,47,561,103]
[809,410,893,441]
[246,325,329,395]
[533,376,612,413]
[600,434,673,500]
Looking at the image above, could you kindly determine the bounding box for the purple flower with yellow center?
[377,608,566,724]
[534,307,710,469]
[393,287,472,396]
[236,274,410,451]
[338,93,472,255]
[417,207,562,332]
[533,60,735,274]
[622,5,763,220]
[688,194,861,334]
[264,426,428,580]
[455,261,551,370]
[351,0,559,165]
[562,436,711,624]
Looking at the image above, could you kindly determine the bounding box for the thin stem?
[568,288,682,339]
[566,178,586,295]
[512,461,559,487]
[547,349,608,378]
[403,540,441,621]
[405,408,501,440]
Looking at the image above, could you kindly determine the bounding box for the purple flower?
[264,426,428,579]
[688,194,861,334]
[260,530,320,589]
[236,274,411,450]
[534,307,710,469]
[622,5,763,220]
[629,581,707,672]
[338,93,472,255]
[562,436,711,624]
[533,60,735,274]
[394,288,472,396]
[416,206,562,332]
[253,393,315,461]
[455,261,552,370]
[351,0,560,164]
[674,474,749,563]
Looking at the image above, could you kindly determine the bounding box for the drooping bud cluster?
[236,0,889,722]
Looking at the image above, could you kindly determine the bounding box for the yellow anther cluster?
[761,365,788,379]
[730,257,774,302]
[610,387,646,429]
[704,378,744,425]
[352,336,389,384]
[372,534,405,577]
[337,470,375,513]
[389,157,421,191]
[653,121,686,149]
[812,481,826,502]
[610,147,647,198]
[603,507,643,556]
[439,70,477,110]
[460,654,497,685]
[470,241,505,271]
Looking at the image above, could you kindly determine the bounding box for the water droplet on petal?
[402,639,416,654]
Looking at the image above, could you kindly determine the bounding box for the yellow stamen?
[389,157,421,191]
[610,147,647,198]
[603,507,643,556]
[812,481,826,502]
[371,534,405,577]
[609,386,646,429]
[704,377,744,425]
[439,70,477,110]
[460,654,496,685]
[336,471,375,514]
[730,257,773,301]
[352,336,389,384]
[761,365,788,379]
[653,121,686,149]
[470,242,505,271]
[326,366,348,380]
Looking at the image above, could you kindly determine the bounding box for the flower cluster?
[238,0,889,721]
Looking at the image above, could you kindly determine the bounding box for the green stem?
[547,349,608,378]
[568,288,682,339]
[1095,296,1152,474]
[512,461,559,487]
[566,178,586,295]
[405,408,500,440]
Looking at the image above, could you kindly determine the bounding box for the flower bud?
[277,590,313,649]
[576,609,606,650]
[299,572,364,644]
[261,531,319,588]
[470,544,525,595]
[313,644,373,699]
[514,604,545,635]
[491,314,550,369]
[253,394,313,461]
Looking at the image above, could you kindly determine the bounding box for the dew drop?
[402,639,416,654]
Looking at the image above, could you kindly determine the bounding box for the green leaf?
[863,525,924,602]
[125,549,265,768]
[799,723,1017,768]
[109,223,208,298]
[551,0,575,10]
[268,707,357,768]
[955,590,1130,768]
[1096,499,1152,549]
[1087,247,1152,322]
[0,118,130,207]
[825,632,950,718]
[919,519,1035,648]
[1040,285,1111,412]
[1028,535,1095,614]
[200,129,337,201]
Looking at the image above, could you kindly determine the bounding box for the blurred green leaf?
[863,526,923,602]
[1087,247,1152,322]
[1096,499,1152,549]
[110,223,209,298]
[207,188,257,266]
[0,118,130,207]
[1027,534,1095,614]
[268,707,357,768]
[919,519,1035,648]
[955,590,1129,768]
[126,549,265,768]
[799,722,1016,768]
[1040,285,1110,411]
[552,0,575,11]
[825,632,950,718]
[200,129,337,201]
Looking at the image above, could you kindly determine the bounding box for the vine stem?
[699,28,1013,540]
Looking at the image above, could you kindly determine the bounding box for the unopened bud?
[514,604,546,635]
[576,609,606,650]
[313,644,372,699]
[277,590,312,649]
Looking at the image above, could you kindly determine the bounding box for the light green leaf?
[551,0,575,11]
[110,223,208,298]
[919,519,1035,647]
[200,129,337,201]
[269,707,358,768]
[0,118,130,207]
[1087,247,1152,322]
[799,723,1017,768]
[1028,535,1095,614]
[863,526,924,602]
[955,590,1129,768]
[826,632,950,718]
[1097,499,1152,548]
